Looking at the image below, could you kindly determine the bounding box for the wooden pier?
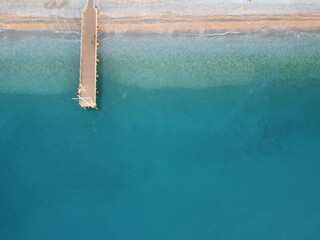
[75,0,98,109]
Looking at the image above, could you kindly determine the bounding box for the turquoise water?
[0,30,320,239]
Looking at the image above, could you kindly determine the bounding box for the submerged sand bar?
[78,0,98,109]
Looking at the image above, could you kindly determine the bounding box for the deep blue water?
[0,31,320,239]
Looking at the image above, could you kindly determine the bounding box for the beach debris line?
[72,0,99,110]
[44,0,67,9]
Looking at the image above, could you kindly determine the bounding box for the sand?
[1,0,320,33]
[1,15,320,34]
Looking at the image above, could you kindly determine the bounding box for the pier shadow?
[96,43,104,110]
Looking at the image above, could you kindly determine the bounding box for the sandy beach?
[1,0,320,34]
[1,15,320,34]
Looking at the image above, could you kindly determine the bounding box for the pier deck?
[78,0,98,109]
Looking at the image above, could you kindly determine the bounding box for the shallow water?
[0,31,320,239]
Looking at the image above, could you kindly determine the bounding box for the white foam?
[202,32,242,37]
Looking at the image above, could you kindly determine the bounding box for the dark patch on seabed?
[1,75,320,239]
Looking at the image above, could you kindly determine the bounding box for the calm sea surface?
[0,31,320,239]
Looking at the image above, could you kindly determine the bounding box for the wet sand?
[1,15,320,34]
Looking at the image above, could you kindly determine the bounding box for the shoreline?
[1,15,320,34]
